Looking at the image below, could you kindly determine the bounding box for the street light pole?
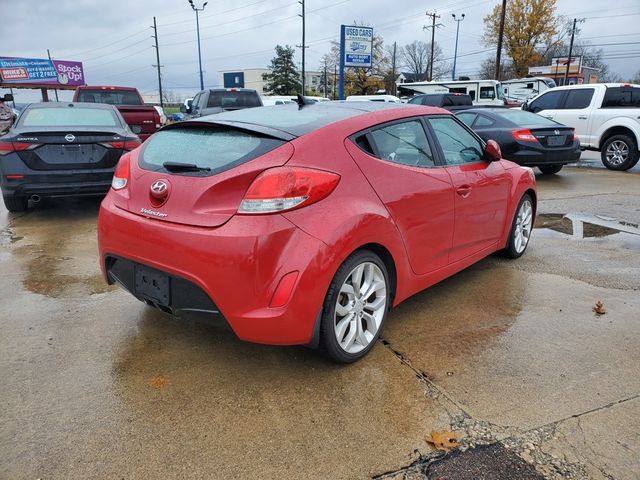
[451,13,465,81]
[189,0,208,91]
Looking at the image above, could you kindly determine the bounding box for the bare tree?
[400,41,429,80]
[478,57,515,80]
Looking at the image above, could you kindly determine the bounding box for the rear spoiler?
[160,120,296,142]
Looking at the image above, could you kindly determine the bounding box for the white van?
[261,96,296,106]
[502,77,556,104]
[345,94,402,103]
[398,80,504,106]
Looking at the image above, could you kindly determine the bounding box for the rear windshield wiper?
[162,161,211,173]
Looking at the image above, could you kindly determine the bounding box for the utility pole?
[46,49,59,102]
[188,0,208,91]
[451,13,465,81]
[494,0,507,80]
[564,18,584,86]
[152,17,164,108]
[424,12,442,81]
[297,0,307,94]
[333,64,337,100]
[391,41,397,96]
[323,65,327,98]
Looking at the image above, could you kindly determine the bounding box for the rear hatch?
[117,123,294,227]
[15,131,130,170]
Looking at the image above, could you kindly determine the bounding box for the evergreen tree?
[263,45,301,95]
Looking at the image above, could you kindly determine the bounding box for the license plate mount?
[547,135,566,146]
[134,265,170,307]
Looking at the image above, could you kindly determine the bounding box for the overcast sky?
[2,0,639,102]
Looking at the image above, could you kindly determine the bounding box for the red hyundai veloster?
[98,101,536,362]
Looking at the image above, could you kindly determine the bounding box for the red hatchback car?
[98,101,536,362]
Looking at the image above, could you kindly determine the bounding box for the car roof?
[24,102,120,110]
[176,101,417,139]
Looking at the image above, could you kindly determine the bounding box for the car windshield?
[76,90,142,105]
[494,109,558,126]
[140,126,285,176]
[20,107,121,127]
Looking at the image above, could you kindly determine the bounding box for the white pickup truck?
[523,83,640,170]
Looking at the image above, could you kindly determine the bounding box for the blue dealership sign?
[342,26,373,68]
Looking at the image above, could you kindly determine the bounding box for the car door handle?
[456,185,472,198]
[578,116,587,119]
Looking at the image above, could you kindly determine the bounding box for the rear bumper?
[506,144,581,166]
[0,152,114,197]
[98,195,333,346]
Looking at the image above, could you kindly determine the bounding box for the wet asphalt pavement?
[1,157,639,479]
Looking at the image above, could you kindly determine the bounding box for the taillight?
[112,154,130,190]
[512,129,538,142]
[0,142,39,155]
[572,130,578,141]
[239,167,340,214]
[106,140,142,151]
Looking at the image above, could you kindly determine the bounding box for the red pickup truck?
[72,86,161,141]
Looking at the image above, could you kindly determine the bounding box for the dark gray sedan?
[0,102,140,212]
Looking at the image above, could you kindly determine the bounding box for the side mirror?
[521,101,529,111]
[2,94,14,102]
[484,139,502,162]
[179,104,187,113]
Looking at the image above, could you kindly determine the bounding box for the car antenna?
[296,94,314,109]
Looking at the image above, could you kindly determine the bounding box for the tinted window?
[602,87,640,108]
[140,126,285,176]
[428,117,483,165]
[494,109,559,127]
[457,113,477,127]
[369,120,435,167]
[409,95,441,106]
[529,90,564,113]
[207,91,262,108]
[561,89,594,109]
[480,87,495,99]
[475,115,495,127]
[77,90,142,105]
[20,107,121,127]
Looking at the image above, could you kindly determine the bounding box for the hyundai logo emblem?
[65,134,76,142]
[151,180,168,195]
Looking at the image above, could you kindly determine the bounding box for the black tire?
[2,194,28,212]
[600,134,639,171]
[538,164,563,175]
[319,250,391,363]
[501,194,534,259]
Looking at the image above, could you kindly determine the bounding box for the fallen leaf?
[593,301,606,315]
[426,430,461,451]
[147,375,170,389]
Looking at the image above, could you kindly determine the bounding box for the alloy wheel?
[514,199,533,254]
[605,140,629,166]
[334,262,387,354]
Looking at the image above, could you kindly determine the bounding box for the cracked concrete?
[1,165,639,479]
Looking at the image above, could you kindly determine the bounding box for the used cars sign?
[341,26,373,68]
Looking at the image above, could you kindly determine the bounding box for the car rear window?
[494,109,558,127]
[77,90,142,105]
[20,107,121,127]
[207,91,262,108]
[140,126,285,175]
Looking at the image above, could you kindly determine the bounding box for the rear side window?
[529,90,564,113]
[561,89,594,109]
[602,87,640,108]
[77,90,142,105]
[475,115,495,127]
[207,91,262,108]
[140,126,285,176]
[20,107,121,127]
[457,113,477,127]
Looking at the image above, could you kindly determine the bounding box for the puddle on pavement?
[534,213,640,250]
[0,227,23,245]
